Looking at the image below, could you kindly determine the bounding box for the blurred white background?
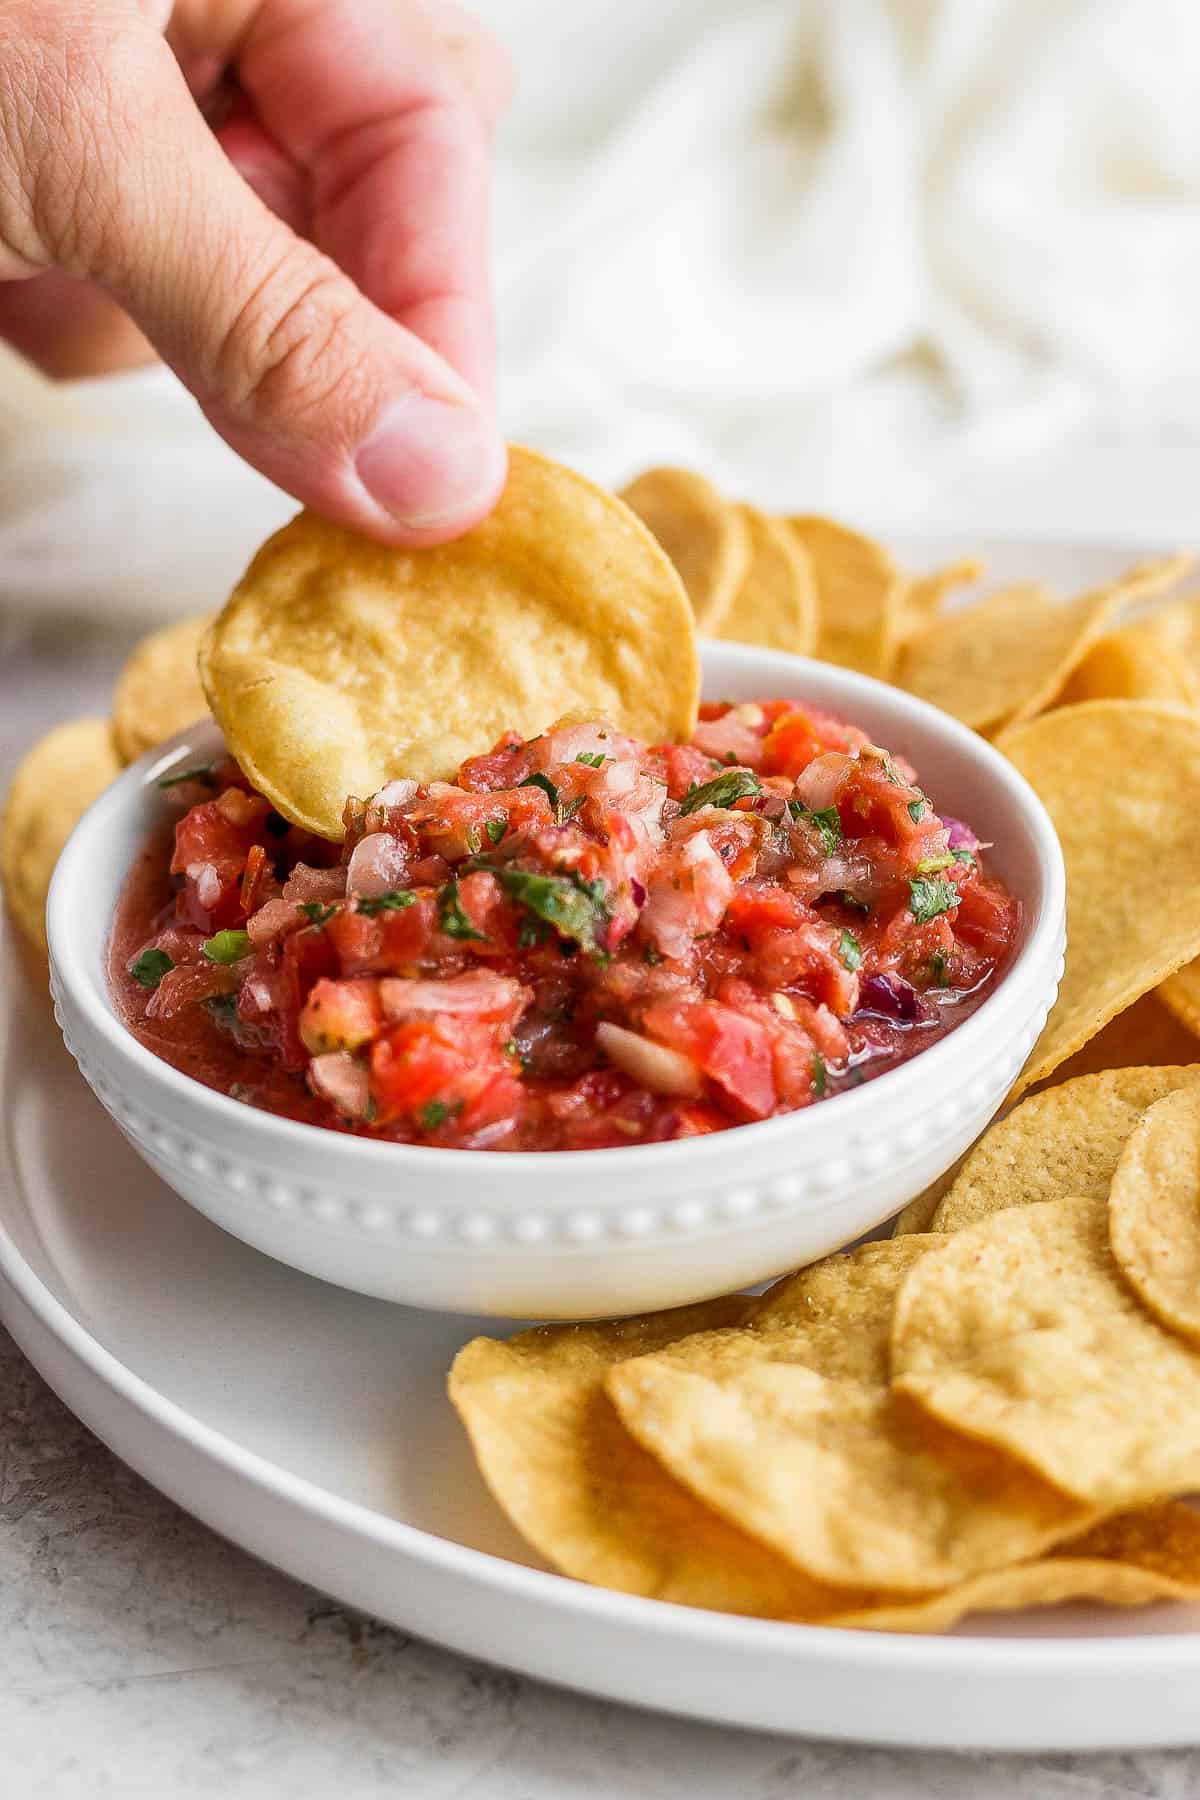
[1,0,1199,624]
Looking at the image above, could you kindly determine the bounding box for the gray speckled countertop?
[3,620,1199,1799]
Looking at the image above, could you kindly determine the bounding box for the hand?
[0,0,512,543]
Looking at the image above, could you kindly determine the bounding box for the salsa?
[110,700,1019,1151]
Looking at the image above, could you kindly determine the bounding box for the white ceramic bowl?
[47,644,1064,1319]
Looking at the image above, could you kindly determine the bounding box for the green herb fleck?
[838,929,863,972]
[951,847,976,866]
[156,761,217,791]
[356,889,416,917]
[202,929,252,963]
[129,947,173,988]
[812,1051,827,1098]
[418,1099,462,1132]
[520,771,559,807]
[575,751,606,768]
[929,950,950,989]
[485,817,508,845]
[495,867,609,953]
[840,890,872,916]
[907,798,926,824]
[909,877,959,926]
[518,915,548,949]
[643,944,663,966]
[679,768,762,815]
[788,801,843,857]
[437,880,487,942]
[297,901,337,928]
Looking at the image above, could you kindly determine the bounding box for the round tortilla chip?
[448,1297,859,1618]
[1159,960,1200,1040]
[892,1196,1200,1509]
[1,718,122,956]
[111,614,213,764]
[619,466,750,634]
[785,515,902,680]
[714,504,817,656]
[1001,701,1200,1093]
[830,1502,1200,1632]
[931,1067,1200,1235]
[1057,611,1200,709]
[1038,991,1200,1087]
[1110,1084,1200,1347]
[896,558,983,649]
[607,1239,1091,1593]
[202,447,700,839]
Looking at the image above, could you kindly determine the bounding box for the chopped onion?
[186,860,221,911]
[347,831,410,898]
[308,1051,372,1120]
[373,778,419,809]
[595,1022,701,1097]
[943,816,980,853]
[283,863,347,905]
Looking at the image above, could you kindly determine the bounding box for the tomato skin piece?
[279,927,339,1070]
[368,1014,513,1129]
[325,894,437,975]
[953,876,1019,959]
[641,998,777,1122]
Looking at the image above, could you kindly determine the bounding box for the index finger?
[238,0,498,403]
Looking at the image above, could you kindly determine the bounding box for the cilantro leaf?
[575,751,606,768]
[838,929,863,972]
[356,889,416,917]
[129,946,173,989]
[417,1098,462,1132]
[909,877,959,926]
[202,928,252,963]
[951,847,975,866]
[811,1051,827,1098]
[485,818,507,845]
[297,901,337,928]
[907,798,926,824]
[495,867,609,953]
[929,949,950,989]
[520,772,559,807]
[437,880,488,942]
[679,769,762,815]
[789,800,843,856]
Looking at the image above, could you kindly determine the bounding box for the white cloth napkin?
[1,0,1198,627]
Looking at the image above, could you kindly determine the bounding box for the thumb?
[70,30,506,543]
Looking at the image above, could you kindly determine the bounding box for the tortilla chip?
[1057,610,1200,710]
[2,718,122,956]
[892,1196,1200,1509]
[715,505,818,656]
[785,516,903,680]
[111,615,212,764]
[1038,992,1200,1086]
[619,466,750,634]
[448,1297,860,1617]
[1110,1084,1200,1347]
[897,559,983,647]
[831,1502,1200,1632]
[607,1240,1091,1592]
[931,1067,1200,1235]
[1159,961,1200,1040]
[201,448,700,839]
[1001,702,1200,1092]
[891,1159,966,1237]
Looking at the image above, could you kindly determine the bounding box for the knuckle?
[214,248,370,436]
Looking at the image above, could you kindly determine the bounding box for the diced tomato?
[456,732,532,792]
[953,876,1019,959]
[299,978,385,1055]
[368,1014,513,1129]
[278,926,339,1069]
[641,998,776,1121]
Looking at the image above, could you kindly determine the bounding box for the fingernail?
[355,392,506,530]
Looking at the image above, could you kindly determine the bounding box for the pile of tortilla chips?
[452,1056,1200,1630]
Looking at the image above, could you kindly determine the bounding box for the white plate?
[6,534,1200,1753]
[6,916,1200,1754]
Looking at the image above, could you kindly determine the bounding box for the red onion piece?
[858,972,930,1024]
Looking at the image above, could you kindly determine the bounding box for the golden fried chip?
[448,1297,858,1617]
[892,1196,1200,1508]
[2,719,122,956]
[1001,702,1200,1092]
[715,505,817,656]
[202,448,700,839]
[831,1502,1200,1632]
[1057,609,1200,710]
[112,614,212,764]
[785,515,902,680]
[890,1159,965,1237]
[897,559,983,647]
[607,1240,1090,1593]
[931,1067,1199,1235]
[1159,961,1200,1041]
[1039,992,1200,1086]
[1110,1085,1200,1347]
[618,466,750,634]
